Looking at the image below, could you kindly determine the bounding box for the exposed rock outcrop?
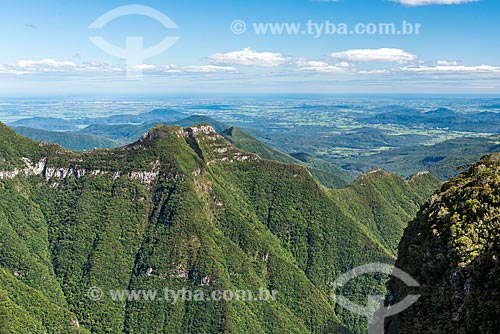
[0,157,161,185]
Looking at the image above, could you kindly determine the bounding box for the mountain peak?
[185,124,218,136]
[408,170,436,183]
[425,107,455,117]
[139,124,172,141]
[139,124,219,143]
[221,126,237,136]
[354,168,391,182]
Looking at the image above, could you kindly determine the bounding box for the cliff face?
[385,155,500,334]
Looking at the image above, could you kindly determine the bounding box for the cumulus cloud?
[207,48,289,67]
[2,56,498,81]
[330,48,417,63]
[10,59,77,74]
[436,60,459,66]
[296,59,390,75]
[297,60,354,74]
[296,55,500,77]
[392,0,479,6]
[0,59,237,76]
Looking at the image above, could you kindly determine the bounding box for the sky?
[0,0,499,95]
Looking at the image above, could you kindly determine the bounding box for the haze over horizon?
[0,0,499,95]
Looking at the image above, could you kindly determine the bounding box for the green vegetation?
[222,126,354,188]
[0,122,440,333]
[222,126,299,164]
[384,154,500,333]
[0,122,62,170]
[8,117,79,131]
[337,134,500,180]
[7,101,500,185]
[78,115,227,144]
[13,120,354,189]
[331,170,440,253]
[13,126,118,151]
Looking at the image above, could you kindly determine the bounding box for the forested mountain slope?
[384,154,500,334]
[0,122,439,333]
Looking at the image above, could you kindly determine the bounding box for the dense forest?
[0,121,440,333]
[383,154,500,334]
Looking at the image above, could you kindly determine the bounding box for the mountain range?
[0,121,440,333]
[9,106,500,183]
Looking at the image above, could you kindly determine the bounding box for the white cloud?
[336,61,353,68]
[297,56,500,77]
[330,48,417,63]
[297,60,353,74]
[2,56,498,83]
[399,64,500,74]
[207,48,289,67]
[130,64,237,74]
[0,59,237,76]
[181,65,237,73]
[392,0,479,6]
[129,64,182,74]
[357,69,390,74]
[295,59,368,74]
[0,59,124,75]
[131,64,159,71]
[436,60,459,66]
[5,59,77,74]
[17,59,77,68]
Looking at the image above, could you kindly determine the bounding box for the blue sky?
[0,0,499,95]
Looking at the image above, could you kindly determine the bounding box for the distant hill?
[482,104,500,109]
[79,115,227,142]
[337,134,500,180]
[326,127,430,149]
[105,108,187,124]
[362,108,500,133]
[222,126,299,164]
[221,126,354,188]
[331,169,440,253]
[12,126,117,150]
[8,117,79,131]
[6,108,188,131]
[290,152,356,186]
[78,122,156,141]
[174,115,228,133]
